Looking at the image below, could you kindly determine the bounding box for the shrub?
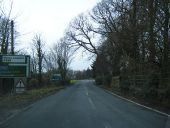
[28,79,38,89]
[95,76,103,85]
[119,75,130,94]
[103,74,112,87]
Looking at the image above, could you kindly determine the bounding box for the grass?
[102,86,170,114]
[0,81,77,122]
[70,80,78,84]
[0,85,64,110]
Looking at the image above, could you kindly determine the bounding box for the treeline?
[73,68,93,80]
[0,1,73,93]
[60,0,170,107]
[1,0,170,108]
[29,35,73,89]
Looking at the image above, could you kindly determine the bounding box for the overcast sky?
[2,0,99,70]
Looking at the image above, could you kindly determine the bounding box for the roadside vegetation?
[0,0,169,114]
[0,1,74,95]
[70,80,78,85]
[0,85,65,123]
[62,0,169,112]
[0,85,64,110]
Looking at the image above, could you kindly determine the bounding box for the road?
[1,80,169,128]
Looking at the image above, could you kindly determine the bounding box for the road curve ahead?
[2,80,169,128]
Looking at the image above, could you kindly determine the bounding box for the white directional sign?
[2,56,25,63]
[0,55,30,78]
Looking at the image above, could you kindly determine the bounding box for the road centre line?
[104,89,169,117]
[84,86,89,96]
[84,86,96,109]
[103,122,112,128]
[88,97,96,110]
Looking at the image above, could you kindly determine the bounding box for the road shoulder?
[97,85,170,117]
[0,86,65,125]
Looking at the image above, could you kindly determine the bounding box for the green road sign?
[0,55,30,78]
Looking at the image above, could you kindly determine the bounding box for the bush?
[61,79,71,85]
[42,76,50,86]
[119,75,130,94]
[95,76,103,85]
[28,78,38,89]
[165,85,170,99]
[103,74,112,87]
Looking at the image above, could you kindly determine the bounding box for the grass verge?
[0,85,65,123]
[70,80,78,85]
[101,85,170,114]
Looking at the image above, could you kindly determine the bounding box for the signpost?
[0,55,30,93]
[0,55,30,78]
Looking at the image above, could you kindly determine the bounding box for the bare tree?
[44,50,58,72]
[30,48,38,74]
[0,0,18,94]
[0,1,16,54]
[53,37,73,83]
[32,34,45,87]
[161,0,170,70]
[66,13,99,54]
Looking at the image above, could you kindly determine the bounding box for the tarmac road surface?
[1,80,169,128]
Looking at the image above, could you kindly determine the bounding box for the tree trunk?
[148,0,156,64]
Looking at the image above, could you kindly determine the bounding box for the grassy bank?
[0,86,65,111]
[101,85,170,114]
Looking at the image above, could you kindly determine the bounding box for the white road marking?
[88,97,96,110]
[84,86,88,95]
[85,85,96,109]
[165,115,170,128]
[104,89,169,117]
[103,122,112,128]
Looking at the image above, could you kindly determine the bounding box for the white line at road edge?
[104,89,169,117]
